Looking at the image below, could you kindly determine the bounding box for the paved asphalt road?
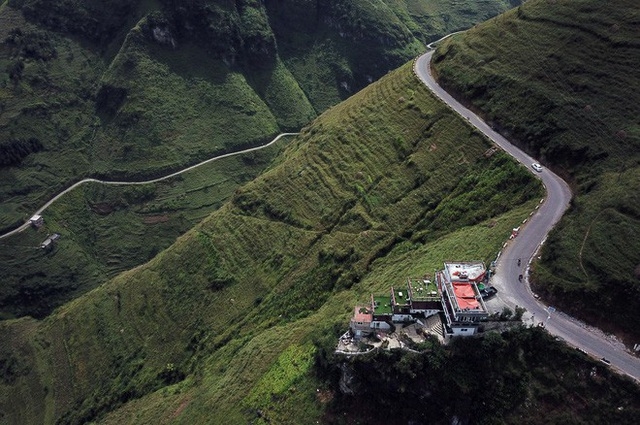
[0,132,299,241]
[2,40,638,382]
[415,49,640,382]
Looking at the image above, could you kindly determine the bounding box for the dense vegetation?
[320,327,640,424]
[0,0,520,234]
[3,1,636,424]
[0,136,43,166]
[431,0,640,341]
[0,60,544,424]
[0,0,521,318]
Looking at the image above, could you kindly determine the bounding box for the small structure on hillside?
[350,306,373,338]
[371,295,393,331]
[29,214,43,228]
[40,233,60,250]
[406,278,441,316]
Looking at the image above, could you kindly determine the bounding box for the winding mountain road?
[0,132,298,241]
[415,48,640,382]
[2,31,638,382]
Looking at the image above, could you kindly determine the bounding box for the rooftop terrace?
[353,306,373,323]
[392,287,410,307]
[452,283,480,310]
[437,269,488,316]
[372,295,393,315]
[443,261,486,282]
[407,278,440,301]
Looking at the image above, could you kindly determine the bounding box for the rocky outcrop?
[338,362,356,395]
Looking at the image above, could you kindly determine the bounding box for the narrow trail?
[578,208,611,280]
[0,132,299,241]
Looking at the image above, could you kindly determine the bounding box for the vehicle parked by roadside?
[479,286,498,300]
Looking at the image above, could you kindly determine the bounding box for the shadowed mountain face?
[0,0,520,319]
[431,0,640,341]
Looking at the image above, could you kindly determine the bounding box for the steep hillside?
[431,0,640,341]
[0,0,310,233]
[0,0,521,233]
[321,327,640,424]
[0,140,291,320]
[0,62,544,424]
[0,0,522,319]
[266,0,521,110]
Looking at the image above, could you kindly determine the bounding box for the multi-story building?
[350,262,490,338]
[437,262,489,336]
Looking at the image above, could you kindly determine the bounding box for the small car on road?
[531,163,543,172]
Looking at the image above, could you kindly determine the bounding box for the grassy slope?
[431,0,640,340]
[384,0,522,44]
[0,14,290,229]
[0,62,544,424]
[0,5,102,229]
[0,0,314,232]
[0,138,291,320]
[0,0,525,226]
[0,0,521,319]
[91,34,280,178]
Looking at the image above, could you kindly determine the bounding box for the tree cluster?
[0,137,44,166]
[317,326,640,424]
[4,27,57,61]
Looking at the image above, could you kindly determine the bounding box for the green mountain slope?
[0,142,291,320]
[0,61,545,424]
[0,0,522,319]
[267,0,521,110]
[0,0,521,233]
[0,0,309,232]
[431,0,640,341]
